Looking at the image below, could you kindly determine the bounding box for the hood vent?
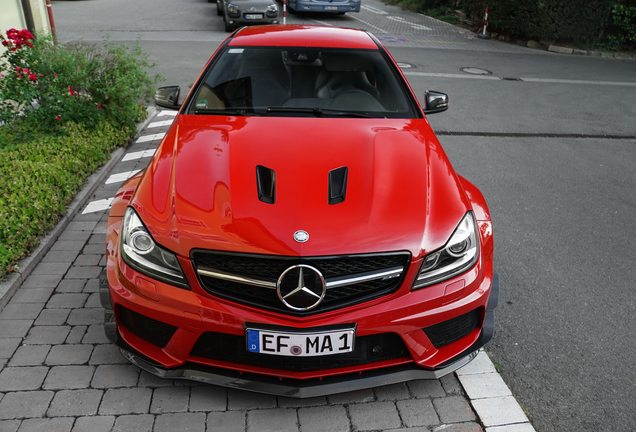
[328,166,348,205]
[256,165,276,204]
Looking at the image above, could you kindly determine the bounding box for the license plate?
[246,327,355,357]
[244,13,263,20]
[324,6,338,10]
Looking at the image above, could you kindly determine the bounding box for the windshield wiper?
[265,107,371,118]
[193,108,256,115]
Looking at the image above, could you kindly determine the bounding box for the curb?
[0,107,157,310]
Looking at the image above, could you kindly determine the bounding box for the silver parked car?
[216,0,280,32]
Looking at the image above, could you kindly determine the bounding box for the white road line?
[348,14,388,34]
[146,120,173,129]
[387,16,431,30]
[311,18,333,27]
[457,351,536,431]
[520,77,636,87]
[136,132,165,144]
[122,148,157,162]
[361,5,388,15]
[82,198,114,214]
[405,71,501,80]
[105,169,141,185]
[157,110,178,117]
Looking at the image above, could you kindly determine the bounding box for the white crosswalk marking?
[136,132,165,144]
[361,5,388,15]
[157,110,178,117]
[147,120,173,129]
[122,148,157,162]
[387,16,431,31]
[105,169,141,185]
[82,198,114,214]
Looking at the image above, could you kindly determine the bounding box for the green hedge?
[0,122,130,277]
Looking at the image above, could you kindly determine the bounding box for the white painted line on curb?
[82,198,113,214]
[146,120,173,129]
[362,5,388,15]
[348,14,389,34]
[105,170,141,185]
[405,71,501,80]
[520,77,636,87]
[136,132,165,144]
[122,148,157,162]
[157,110,178,117]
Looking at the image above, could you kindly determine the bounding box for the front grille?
[117,305,177,348]
[191,331,409,372]
[191,251,411,315]
[423,309,481,348]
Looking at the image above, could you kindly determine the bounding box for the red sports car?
[102,25,498,397]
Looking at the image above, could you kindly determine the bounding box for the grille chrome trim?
[196,265,405,291]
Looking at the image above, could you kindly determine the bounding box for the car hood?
[131,115,469,259]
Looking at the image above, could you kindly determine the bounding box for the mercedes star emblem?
[276,264,326,311]
[293,230,309,243]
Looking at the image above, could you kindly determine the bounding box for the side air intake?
[256,165,276,204]
[328,166,348,204]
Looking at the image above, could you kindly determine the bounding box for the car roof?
[229,25,379,49]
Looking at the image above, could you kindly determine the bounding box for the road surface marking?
[147,120,173,129]
[405,71,501,80]
[157,110,178,117]
[82,198,114,214]
[520,77,636,87]
[348,14,389,33]
[361,5,388,15]
[105,170,141,185]
[387,16,431,30]
[136,133,165,144]
[122,148,157,162]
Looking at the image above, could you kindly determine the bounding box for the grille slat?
[191,251,411,315]
[423,309,481,348]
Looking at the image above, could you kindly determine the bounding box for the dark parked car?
[216,0,280,32]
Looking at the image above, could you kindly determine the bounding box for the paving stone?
[66,266,102,279]
[206,411,246,432]
[10,288,54,303]
[408,380,446,398]
[50,240,85,252]
[23,326,70,345]
[485,423,534,432]
[17,417,74,432]
[0,391,54,419]
[397,398,440,427]
[0,303,45,320]
[298,405,350,432]
[67,221,98,231]
[113,414,155,432]
[348,401,402,431]
[43,365,95,390]
[66,326,87,344]
[58,230,92,242]
[48,389,103,417]
[8,345,50,366]
[150,387,190,414]
[227,389,276,410]
[327,388,375,404]
[0,420,20,432]
[71,416,115,432]
[67,308,102,325]
[41,250,79,263]
[247,408,298,432]
[46,344,93,365]
[84,293,101,308]
[374,382,411,401]
[99,388,152,415]
[137,371,174,388]
[433,396,476,424]
[89,344,126,365]
[278,395,326,408]
[35,308,70,326]
[22,274,63,289]
[458,373,512,400]
[441,374,465,396]
[0,321,33,338]
[56,279,86,293]
[154,413,206,432]
[0,367,49,391]
[47,294,88,309]
[433,423,483,432]
[456,351,496,376]
[188,386,226,412]
[82,325,109,343]
[81,244,105,254]
[91,364,139,388]
[31,262,72,276]
[470,396,528,427]
[0,339,21,360]
[83,279,100,293]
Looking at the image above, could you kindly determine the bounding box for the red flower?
[28,73,38,82]
[68,85,75,96]
[55,115,62,121]
[1,40,7,47]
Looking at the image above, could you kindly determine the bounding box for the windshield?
[188,46,418,118]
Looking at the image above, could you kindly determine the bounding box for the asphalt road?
[53,0,636,430]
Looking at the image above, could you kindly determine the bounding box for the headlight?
[266,4,278,11]
[227,3,240,14]
[121,207,189,288]
[413,212,479,289]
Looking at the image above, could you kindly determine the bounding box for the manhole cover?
[461,67,491,75]
[398,62,414,69]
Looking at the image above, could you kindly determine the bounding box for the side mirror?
[154,86,181,110]
[423,90,448,114]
